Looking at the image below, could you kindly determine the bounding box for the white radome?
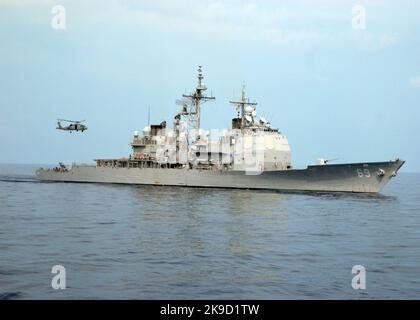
[244,105,253,113]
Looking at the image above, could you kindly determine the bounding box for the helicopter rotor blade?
[57,119,85,123]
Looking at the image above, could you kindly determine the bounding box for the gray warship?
[36,67,405,193]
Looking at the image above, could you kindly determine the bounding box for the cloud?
[0,0,400,50]
[88,0,399,50]
[0,0,54,6]
[349,31,398,51]
[410,76,420,88]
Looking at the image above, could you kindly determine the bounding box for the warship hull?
[36,159,404,193]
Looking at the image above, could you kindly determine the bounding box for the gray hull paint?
[36,160,404,193]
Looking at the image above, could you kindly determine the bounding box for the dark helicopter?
[56,119,88,132]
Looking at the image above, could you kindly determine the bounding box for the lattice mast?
[229,83,258,130]
[181,66,215,131]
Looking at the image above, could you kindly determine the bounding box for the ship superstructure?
[108,67,292,173]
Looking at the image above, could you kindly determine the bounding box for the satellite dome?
[143,126,151,135]
[244,105,253,113]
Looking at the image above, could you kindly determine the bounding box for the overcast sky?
[1,0,419,171]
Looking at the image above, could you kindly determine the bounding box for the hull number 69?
[357,168,371,178]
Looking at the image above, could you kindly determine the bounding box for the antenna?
[181,66,215,131]
[148,105,151,126]
[229,82,257,130]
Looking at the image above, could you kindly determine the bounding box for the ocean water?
[0,164,419,300]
